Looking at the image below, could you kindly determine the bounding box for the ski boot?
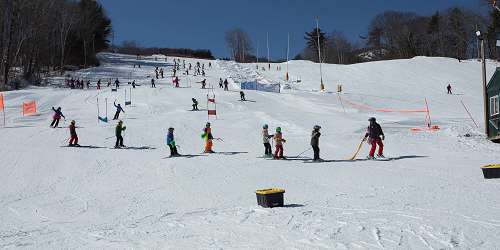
[366,155,376,160]
[376,154,385,159]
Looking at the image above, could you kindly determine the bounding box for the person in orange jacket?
[273,127,286,159]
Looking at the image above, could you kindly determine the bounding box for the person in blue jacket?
[166,127,180,157]
[113,101,125,120]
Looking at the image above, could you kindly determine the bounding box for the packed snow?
[1,53,500,249]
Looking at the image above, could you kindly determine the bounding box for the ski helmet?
[71,120,75,124]
[368,117,376,122]
[168,127,174,131]
[263,124,268,129]
[206,122,211,127]
[276,127,282,132]
[313,125,321,130]
[118,120,123,124]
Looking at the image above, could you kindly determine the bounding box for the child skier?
[262,124,273,157]
[202,122,215,153]
[240,91,246,101]
[115,120,126,148]
[50,107,66,128]
[192,98,199,111]
[447,84,452,94]
[68,120,80,147]
[219,78,224,88]
[114,78,120,89]
[113,101,125,120]
[166,127,180,157]
[151,78,156,88]
[273,127,286,159]
[173,76,180,88]
[364,117,385,159]
[223,79,229,91]
[311,125,321,161]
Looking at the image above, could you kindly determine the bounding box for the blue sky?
[98,0,482,59]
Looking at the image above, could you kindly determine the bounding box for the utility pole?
[477,31,489,136]
[286,33,290,81]
[316,17,325,91]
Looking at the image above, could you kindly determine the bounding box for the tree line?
[116,40,214,60]
[0,0,111,90]
[226,5,500,64]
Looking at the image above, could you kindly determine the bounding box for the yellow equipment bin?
[255,188,285,208]
[481,164,500,179]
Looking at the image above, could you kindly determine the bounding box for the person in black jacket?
[311,125,321,161]
[364,117,385,159]
[192,98,199,111]
[113,101,125,120]
[50,107,65,128]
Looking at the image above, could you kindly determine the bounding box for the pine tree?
[304,28,327,62]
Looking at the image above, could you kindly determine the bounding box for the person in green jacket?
[115,120,126,148]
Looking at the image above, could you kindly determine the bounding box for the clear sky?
[98,0,483,59]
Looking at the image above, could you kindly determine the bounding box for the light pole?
[476,30,489,136]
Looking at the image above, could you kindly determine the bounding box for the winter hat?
[168,127,174,131]
[206,122,211,127]
[313,125,321,130]
[71,120,75,124]
[369,117,376,122]
[263,124,268,129]
[276,127,282,132]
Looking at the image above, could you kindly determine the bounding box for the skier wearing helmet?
[364,117,385,159]
[262,124,274,157]
[273,127,286,159]
[202,122,215,153]
[166,127,180,157]
[311,125,322,161]
[68,120,79,147]
[115,120,126,148]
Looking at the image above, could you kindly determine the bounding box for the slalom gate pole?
[296,148,312,158]
[337,93,346,113]
[460,100,479,128]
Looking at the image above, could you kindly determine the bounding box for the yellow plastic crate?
[481,164,500,179]
[255,188,285,208]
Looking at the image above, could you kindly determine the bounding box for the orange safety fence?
[22,100,37,116]
[340,96,428,113]
[0,93,4,110]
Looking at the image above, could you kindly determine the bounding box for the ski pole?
[296,148,312,158]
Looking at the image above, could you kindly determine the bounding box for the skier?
[173,76,180,88]
[166,127,180,157]
[202,70,206,77]
[240,91,246,101]
[68,120,80,147]
[50,107,65,128]
[97,79,101,90]
[192,98,199,111]
[273,127,286,159]
[132,80,136,89]
[114,78,120,89]
[86,80,90,89]
[311,125,322,161]
[364,117,385,160]
[219,78,224,88]
[209,62,212,68]
[115,120,126,148]
[223,79,229,91]
[200,79,207,89]
[447,84,452,94]
[160,68,164,78]
[262,124,273,157]
[151,78,156,88]
[113,101,125,120]
[202,122,215,153]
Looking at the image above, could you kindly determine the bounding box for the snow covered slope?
[1,53,500,249]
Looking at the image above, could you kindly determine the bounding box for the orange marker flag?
[22,100,37,116]
[0,93,4,110]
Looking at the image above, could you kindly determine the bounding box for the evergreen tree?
[304,27,327,62]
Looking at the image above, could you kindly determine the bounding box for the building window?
[491,95,499,117]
